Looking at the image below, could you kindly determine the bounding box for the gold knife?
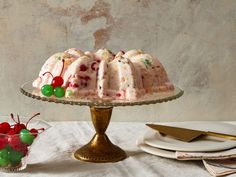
[146,124,236,142]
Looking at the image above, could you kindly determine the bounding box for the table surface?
[1,121,236,177]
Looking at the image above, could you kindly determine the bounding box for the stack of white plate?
[137,122,236,160]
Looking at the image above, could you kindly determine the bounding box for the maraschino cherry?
[52,76,64,88]
[41,59,65,98]
[29,128,44,137]
[0,122,10,134]
[10,114,26,134]
[0,113,46,168]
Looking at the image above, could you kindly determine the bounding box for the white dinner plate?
[143,122,236,152]
[137,137,176,159]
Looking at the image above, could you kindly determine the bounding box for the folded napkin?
[176,149,236,176]
[176,148,236,160]
[203,159,236,177]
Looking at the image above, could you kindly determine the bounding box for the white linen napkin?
[175,148,236,160]
[203,159,236,177]
[175,149,236,176]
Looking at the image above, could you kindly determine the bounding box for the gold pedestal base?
[74,107,127,163]
[74,134,127,163]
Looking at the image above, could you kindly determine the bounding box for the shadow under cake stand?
[20,82,183,163]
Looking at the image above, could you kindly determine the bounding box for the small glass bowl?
[0,116,51,172]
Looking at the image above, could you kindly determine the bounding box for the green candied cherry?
[54,86,65,98]
[0,148,10,159]
[20,129,35,146]
[9,148,23,167]
[41,84,53,97]
[0,147,10,167]
[0,156,10,167]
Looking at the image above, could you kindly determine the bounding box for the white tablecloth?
[1,121,236,177]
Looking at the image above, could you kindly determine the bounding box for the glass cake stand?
[20,82,184,163]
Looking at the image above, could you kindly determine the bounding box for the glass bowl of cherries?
[0,113,51,172]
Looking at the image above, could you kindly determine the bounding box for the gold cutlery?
[146,124,236,142]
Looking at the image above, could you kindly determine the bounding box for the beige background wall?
[0,0,235,121]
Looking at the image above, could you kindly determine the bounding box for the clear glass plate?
[20,82,184,107]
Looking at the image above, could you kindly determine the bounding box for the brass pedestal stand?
[74,107,127,162]
[20,82,183,163]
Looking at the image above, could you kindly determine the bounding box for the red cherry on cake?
[69,82,79,88]
[84,76,90,81]
[116,93,121,97]
[80,64,88,71]
[91,62,97,71]
[52,76,64,88]
[0,122,10,134]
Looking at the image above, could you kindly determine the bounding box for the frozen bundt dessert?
[33,48,174,100]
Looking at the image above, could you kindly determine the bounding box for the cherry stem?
[10,113,17,123]
[37,128,45,132]
[42,72,54,78]
[26,113,40,128]
[60,59,65,76]
[17,114,20,124]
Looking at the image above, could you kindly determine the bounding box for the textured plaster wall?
[0,0,235,121]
